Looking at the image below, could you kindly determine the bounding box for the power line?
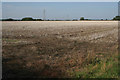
[43,9,46,21]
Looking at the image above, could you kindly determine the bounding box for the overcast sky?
[2,2,118,20]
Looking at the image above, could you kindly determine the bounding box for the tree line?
[1,16,120,21]
[2,17,43,21]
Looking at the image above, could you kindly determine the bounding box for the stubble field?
[2,21,118,78]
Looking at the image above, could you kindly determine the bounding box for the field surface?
[2,21,118,78]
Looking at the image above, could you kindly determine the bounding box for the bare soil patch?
[2,21,118,78]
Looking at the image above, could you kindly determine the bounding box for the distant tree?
[80,17,84,20]
[72,19,78,21]
[2,18,14,21]
[7,18,14,21]
[113,16,120,20]
[85,19,89,20]
[38,19,43,21]
[35,19,43,21]
[21,17,34,21]
[65,19,71,21]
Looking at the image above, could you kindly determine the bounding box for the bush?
[113,16,120,20]
[80,17,84,20]
[34,19,43,21]
[21,17,34,21]
[72,19,78,21]
[36,19,43,21]
[2,18,14,21]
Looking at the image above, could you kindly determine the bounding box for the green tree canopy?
[2,18,14,21]
[21,17,34,21]
[80,17,84,20]
[113,16,120,20]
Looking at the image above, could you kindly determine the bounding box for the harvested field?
[2,21,118,78]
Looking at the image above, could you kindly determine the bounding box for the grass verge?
[74,52,118,78]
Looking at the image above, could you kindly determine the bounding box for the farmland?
[2,21,118,78]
